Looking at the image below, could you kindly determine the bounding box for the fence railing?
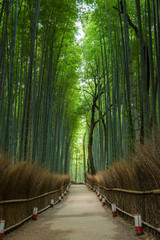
[86,179,160,237]
[0,183,69,232]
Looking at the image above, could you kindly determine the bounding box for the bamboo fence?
[0,184,69,232]
[86,179,160,238]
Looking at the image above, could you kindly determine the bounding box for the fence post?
[134,213,143,235]
[0,220,5,240]
[111,203,117,217]
[50,199,54,207]
[32,207,38,220]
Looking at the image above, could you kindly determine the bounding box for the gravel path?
[5,185,148,240]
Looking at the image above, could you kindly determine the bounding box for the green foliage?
[0,0,160,179]
[0,0,83,176]
[76,0,160,175]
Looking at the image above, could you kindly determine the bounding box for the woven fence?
[86,178,160,238]
[0,183,69,232]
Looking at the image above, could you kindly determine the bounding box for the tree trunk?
[136,0,150,140]
[88,125,96,175]
[83,132,86,182]
[0,0,11,99]
[88,98,96,175]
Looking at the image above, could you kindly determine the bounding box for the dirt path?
[5,185,147,240]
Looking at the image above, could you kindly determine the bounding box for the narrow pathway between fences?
[5,185,146,240]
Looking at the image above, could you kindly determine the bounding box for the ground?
[4,185,155,240]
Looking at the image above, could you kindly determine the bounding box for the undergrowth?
[88,133,160,191]
[0,156,70,201]
[87,132,160,238]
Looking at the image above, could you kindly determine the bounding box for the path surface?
[5,185,145,240]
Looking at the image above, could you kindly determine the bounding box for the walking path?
[5,185,145,240]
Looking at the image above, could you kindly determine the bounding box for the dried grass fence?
[0,156,70,231]
[86,134,160,239]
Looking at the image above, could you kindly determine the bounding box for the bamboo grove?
[80,0,160,175]
[0,0,160,178]
[0,0,83,174]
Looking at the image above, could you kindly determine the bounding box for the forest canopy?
[0,0,159,180]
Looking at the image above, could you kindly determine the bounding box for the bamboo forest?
[1,0,160,239]
[0,0,160,180]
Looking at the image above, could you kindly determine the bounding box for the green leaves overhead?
[76,0,160,176]
[0,0,83,175]
[0,0,160,180]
